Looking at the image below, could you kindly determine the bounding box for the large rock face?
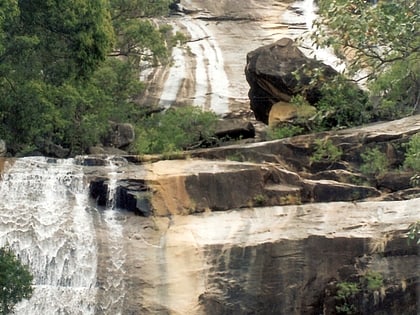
[118,199,419,315]
[245,38,338,124]
[83,115,419,314]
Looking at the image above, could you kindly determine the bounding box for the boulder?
[35,137,70,158]
[268,101,317,127]
[104,122,135,149]
[214,118,255,140]
[245,37,338,124]
[88,145,128,156]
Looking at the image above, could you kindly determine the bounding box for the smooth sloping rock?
[120,198,419,314]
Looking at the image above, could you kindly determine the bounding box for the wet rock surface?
[82,115,419,314]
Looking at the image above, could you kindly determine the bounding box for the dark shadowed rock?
[34,137,70,158]
[245,37,338,124]
[89,178,109,206]
[215,118,255,140]
[104,122,135,149]
[377,171,415,191]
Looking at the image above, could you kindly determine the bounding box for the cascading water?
[283,0,345,72]
[0,157,97,314]
[0,156,129,314]
[94,157,127,315]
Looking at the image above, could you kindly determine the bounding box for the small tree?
[0,247,33,315]
[134,106,219,154]
[312,0,420,119]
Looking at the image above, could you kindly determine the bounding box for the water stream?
[0,157,97,314]
[151,0,343,116]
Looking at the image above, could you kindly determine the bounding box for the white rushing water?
[0,157,97,314]
[95,157,127,315]
[156,17,230,116]
[283,0,346,72]
[181,20,230,115]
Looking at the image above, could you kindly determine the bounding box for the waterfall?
[94,157,127,315]
[0,156,129,314]
[0,157,97,314]
[283,0,345,72]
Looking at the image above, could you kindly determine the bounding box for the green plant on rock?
[314,76,371,130]
[403,133,420,172]
[312,0,419,121]
[0,247,33,315]
[267,125,304,140]
[133,106,218,155]
[226,152,245,162]
[335,281,360,315]
[360,147,388,177]
[407,221,420,245]
[360,271,383,291]
[253,194,267,206]
[310,138,343,163]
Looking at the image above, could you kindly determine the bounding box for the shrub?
[407,221,420,245]
[314,76,371,130]
[360,147,388,177]
[253,194,266,206]
[360,271,383,291]
[335,281,360,315]
[403,133,420,172]
[0,247,33,314]
[310,138,343,163]
[267,125,304,140]
[134,106,218,155]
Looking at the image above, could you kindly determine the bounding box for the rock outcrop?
[88,115,420,216]
[214,118,255,141]
[103,122,135,149]
[120,198,419,315]
[83,115,419,314]
[245,37,338,124]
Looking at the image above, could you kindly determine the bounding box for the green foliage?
[226,152,245,162]
[134,106,218,155]
[407,221,420,245]
[110,0,181,69]
[360,271,383,291]
[110,0,171,20]
[0,247,33,315]
[360,147,388,177]
[403,133,420,172]
[253,194,266,206]
[310,138,343,163]
[313,0,420,120]
[267,125,304,140]
[15,0,114,82]
[0,0,179,155]
[314,76,371,129]
[335,281,360,315]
